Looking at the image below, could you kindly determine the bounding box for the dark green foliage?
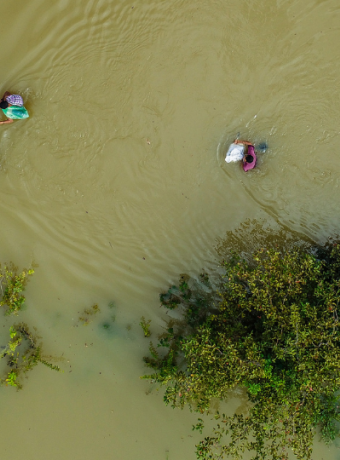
[143,245,340,460]
[160,286,182,310]
[160,273,219,329]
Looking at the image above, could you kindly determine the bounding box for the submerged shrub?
[142,244,340,460]
[0,323,60,389]
[0,264,61,389]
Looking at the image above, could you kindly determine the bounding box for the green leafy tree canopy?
[142,245,340,460]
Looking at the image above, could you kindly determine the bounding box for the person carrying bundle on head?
[0,91,29,125]
[225,138,257,172]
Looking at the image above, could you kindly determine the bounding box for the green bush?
[142,245,340,460]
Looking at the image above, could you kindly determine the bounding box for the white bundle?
[225,143,245,163]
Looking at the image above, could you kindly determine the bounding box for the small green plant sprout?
[78,303,100,325]
[0,323,61,389]
[6,370,19,388]
[192,419,204,435]
[140,316,151,337]
[0,265,34,315]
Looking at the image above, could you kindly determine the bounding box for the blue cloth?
[2,105,29,119]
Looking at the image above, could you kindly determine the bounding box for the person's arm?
[234,139,254,146]
[0,118,14,125]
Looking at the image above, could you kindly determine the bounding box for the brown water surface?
[0,1,339,459]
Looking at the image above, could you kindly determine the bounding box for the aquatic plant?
[0,264,34,315]
[0,264,61,389]
[140,316,151,337]
[0,323,60,389]
[78,301,116,334]
[79,303,100,325]
[142,244,340,460]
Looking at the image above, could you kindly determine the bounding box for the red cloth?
[243,145,257,172]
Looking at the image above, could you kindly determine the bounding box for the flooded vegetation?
[0,265,59,388]
[143,243,340,459]
[1,0,340,459]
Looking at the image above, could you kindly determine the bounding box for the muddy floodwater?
[0,0,340,459]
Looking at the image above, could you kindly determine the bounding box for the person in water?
[233,139,257,172]
[0,91,29,125]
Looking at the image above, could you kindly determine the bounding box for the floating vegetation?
[78,303,100,325]
[0,323,61,389]
[77,301,117,336]
[140,316,151,337]
[0,264,34,316]
[0,263,62,389]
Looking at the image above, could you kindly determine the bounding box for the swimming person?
[0,91,29,125]
[225,138,257,171]
[242,143,256,172]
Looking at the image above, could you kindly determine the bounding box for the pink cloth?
[243,145,257,172]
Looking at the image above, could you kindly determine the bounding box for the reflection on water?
[0,0,339,458]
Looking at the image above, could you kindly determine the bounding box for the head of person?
[245,154,253,163]
[0,100,8,109]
